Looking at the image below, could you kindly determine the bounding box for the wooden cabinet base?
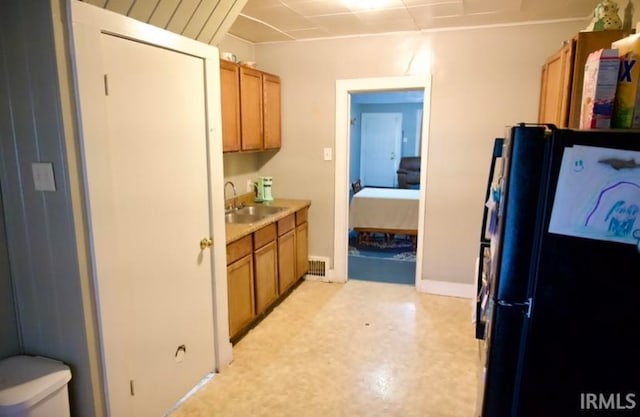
[227,254,255,340]
[227,205,310,344]
[230,276,304,344]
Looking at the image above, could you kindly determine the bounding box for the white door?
[360,113,402,187]
[101,34,214,416]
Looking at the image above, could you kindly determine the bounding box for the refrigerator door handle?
[497,297,532,318]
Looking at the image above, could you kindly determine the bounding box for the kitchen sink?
[237,205,286,216]
[224,205,286,224]
[224,212,262,224]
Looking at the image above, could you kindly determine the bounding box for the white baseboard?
[417,279,475,299]
[304,268,345,283]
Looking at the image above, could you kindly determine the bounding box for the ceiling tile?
[401,0,462,4]
[306,13,370,35]
[342,0,407,12]
[463,0,522,15]
[228,14,294,42]
[281,0,352,16]
[428,9,523,28]
[521,0,598,19]
[244,5,316,31]
[285,27,335,39]
[408,2,464,27]
[355,6,415,23]
[364,20,420,32]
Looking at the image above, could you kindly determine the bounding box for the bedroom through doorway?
[347,90,424,285]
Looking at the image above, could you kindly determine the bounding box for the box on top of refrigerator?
[612,32,640,128]
[580,48,620,129]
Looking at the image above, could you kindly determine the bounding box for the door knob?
[200,238,213,250]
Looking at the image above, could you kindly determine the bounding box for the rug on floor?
[348,230,416,285]
[348,255,416,285]
[348,231,416,261]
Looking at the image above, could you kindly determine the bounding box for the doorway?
[347,91,424,285]
[360,112,403,188]
[334,76,431,287]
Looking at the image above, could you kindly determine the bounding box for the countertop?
[225,198,311,243]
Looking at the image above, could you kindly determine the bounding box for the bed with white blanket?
[349,187,419,243]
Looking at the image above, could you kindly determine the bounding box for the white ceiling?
[86,0,606,45]
[229,0,602,43]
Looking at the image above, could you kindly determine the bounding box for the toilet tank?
[0,355,72,417]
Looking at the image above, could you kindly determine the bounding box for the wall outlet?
[246,179,255,192]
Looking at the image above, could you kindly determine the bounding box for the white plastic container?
[0,355,72,417]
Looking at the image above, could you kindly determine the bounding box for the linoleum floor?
[170,279,479,417]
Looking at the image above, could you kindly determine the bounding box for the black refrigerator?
[477,124,640,417]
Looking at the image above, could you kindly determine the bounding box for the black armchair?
[397,157,420,189]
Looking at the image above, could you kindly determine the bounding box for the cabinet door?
[240,67,263,151]
[295,222,308,279]
[262,73,281,150]
[278,230,296,293]
[254,240,279,314]
[227,254,255,339]
[220,60,241,152]
[538,41,574,127]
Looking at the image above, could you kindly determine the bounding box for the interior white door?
[101,34,214,416]
[360,112,402,187]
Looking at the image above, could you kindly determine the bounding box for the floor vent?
[307,256,329,277]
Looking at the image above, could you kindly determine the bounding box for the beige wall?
[253,20,587,284]
[218,33,256,63]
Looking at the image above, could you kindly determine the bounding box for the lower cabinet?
[277,213,297,293]
[254,240,279,315]
[253,223,278,315]
[226,235,255,340]
[226,205,310,341]
[278,230,296,293]
[295,209,309,278]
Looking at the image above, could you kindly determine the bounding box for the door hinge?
[104,74,109,96]
[130,379,135,396]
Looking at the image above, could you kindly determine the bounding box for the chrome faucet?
[224,181,238,211]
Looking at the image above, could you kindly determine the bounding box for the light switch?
[32,162,57,192]
[323,147,332,161]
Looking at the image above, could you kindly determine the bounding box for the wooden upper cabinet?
[219,60,282,153]
[538,30,624,128]
[262,73,281,150]
[220,60,241,152]
[239,66,263,151]
[538,42,573,128]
